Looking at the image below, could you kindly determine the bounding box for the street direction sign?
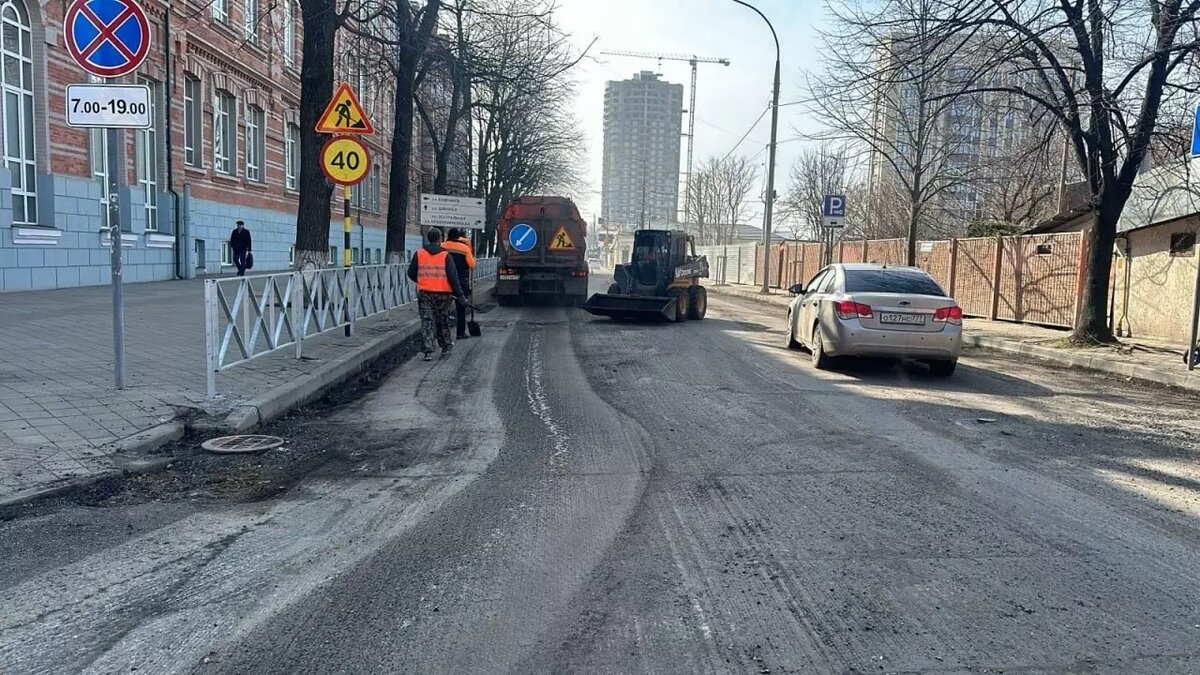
[420,193,485,229]
[316,83,374,134]
[508,223,537,252]
[320,136,371,186]
[65,84,151,128]
[64,0,151,78]
[548,225,576,251]
[822,193,846,228]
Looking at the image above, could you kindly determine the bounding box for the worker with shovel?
[442,228,477,339]
[408,229,469,360]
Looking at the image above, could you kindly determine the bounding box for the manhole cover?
[201,435,285,454]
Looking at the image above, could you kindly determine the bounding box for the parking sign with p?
[822,194,846,228]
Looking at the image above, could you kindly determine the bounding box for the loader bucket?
[581,293,676,321]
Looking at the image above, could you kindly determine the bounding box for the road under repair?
[2,286,1199,674]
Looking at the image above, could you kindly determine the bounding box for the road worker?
[407,228,468,360]
[442,228,477,339]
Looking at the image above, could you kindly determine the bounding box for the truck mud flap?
[581,294,676,321]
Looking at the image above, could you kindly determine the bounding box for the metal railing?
[205,258,496,398]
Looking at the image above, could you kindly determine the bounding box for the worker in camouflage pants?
[417,291,455,356]
[407,229,468,360]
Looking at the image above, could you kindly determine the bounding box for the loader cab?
[630,229,691,285]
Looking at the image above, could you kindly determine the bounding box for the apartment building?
[601,71,684,228]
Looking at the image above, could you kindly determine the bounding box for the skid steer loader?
[582,229,710,322]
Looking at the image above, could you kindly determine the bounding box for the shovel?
[467,306,482,337]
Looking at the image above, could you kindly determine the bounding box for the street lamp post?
[731,0,781,294]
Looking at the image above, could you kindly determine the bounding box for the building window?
[243,0,258,42]
[1171,232,1196,257]
[282,0,295,66]
[288,245,294,265]
[352,247,360,264]
[212,0,228,23]
[213,90,235,175]
[184,76,200,167]
[284,122,299,190]
[245,104,264,182]
[2,0,36,225]
[328,245,337,265]
[89,128,110,229]
[375,248,382,264]
[136,77,159,231]
[221,241,233,265]
[370,164,381,211]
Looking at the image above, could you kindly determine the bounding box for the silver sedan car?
[784,263,963,376]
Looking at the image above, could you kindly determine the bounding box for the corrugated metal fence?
[752,233,1086,328]
[696,244,758,285]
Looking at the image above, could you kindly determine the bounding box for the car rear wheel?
[784,312,801,350]
[928,359,957,377]
[811,324,833,370]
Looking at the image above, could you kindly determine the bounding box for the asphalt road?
[3,286,1200,674]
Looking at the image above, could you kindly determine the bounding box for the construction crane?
[601,50,731,227]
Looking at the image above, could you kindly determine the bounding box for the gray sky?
[555,0,830,226]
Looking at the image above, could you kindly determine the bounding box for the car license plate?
[880,312,925,325]
[499,274,519,281]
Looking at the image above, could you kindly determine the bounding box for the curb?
[219,315,422,431]
[707,285,791,310]
[961,334,1198,392]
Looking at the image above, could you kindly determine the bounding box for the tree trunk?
[906,202,919,267]
[294,0,337,271]
[1072,201,1119,343]
[384,0,442,264]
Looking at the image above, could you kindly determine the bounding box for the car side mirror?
[789,283,805,295]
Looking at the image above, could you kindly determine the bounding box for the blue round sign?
[64,0,151,78]
[508,223,537,252]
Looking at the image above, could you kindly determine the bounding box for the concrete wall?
[1114,217,1199,343]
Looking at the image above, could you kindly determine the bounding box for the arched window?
[1,0,35,224]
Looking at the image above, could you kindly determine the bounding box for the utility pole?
[730,0,781,294]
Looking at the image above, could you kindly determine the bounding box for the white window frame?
[245,103,264,182]
[243,0,258,43]
[136,76,159,231]
[329,245,337,265]
[221,241,233,265]
[212,0,228,23]
[213,90,235,175]
[2,0,37,225]
[183,75,201,167]
[288,245,294,265]
[284,122,299,190]
[282,0,295,66]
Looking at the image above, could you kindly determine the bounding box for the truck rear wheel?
[687,286,707,320]
[497,295,517,307]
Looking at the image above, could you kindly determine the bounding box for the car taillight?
[499,268,513,275]
[834,300,873,320]
[933,306,963,325]
[572,270,588,277]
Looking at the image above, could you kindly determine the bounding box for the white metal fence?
[695,244,758,285]
[204,258,496,398]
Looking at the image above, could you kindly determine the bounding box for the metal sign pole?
[107,127,125,389]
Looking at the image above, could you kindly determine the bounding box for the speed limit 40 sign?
[321,136,371,186]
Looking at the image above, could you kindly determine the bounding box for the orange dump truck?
[496,196,590,306]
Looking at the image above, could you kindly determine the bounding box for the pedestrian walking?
[407,229,468,361]
[229,220,252,277]
[441,228,476,339]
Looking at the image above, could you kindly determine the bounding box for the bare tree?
[781,145,852,240]
[293,0,341,271]
[925,0,1200,341]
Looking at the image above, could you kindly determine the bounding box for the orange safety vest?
[415,248,453,293]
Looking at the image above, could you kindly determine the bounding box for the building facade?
[0,0,425,292]
[601,71,683,228]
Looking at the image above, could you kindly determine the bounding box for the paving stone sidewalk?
[0,275,422,503]
[708,283,1196,389]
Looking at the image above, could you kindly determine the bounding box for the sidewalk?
[707,283,1197,392]
[0,275,464,506]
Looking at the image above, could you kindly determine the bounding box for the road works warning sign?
[548,226,576,251]
[316,83,374,134]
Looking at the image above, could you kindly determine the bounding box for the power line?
[720,105,770,163]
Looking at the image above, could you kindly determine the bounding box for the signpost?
[821,194,847,266]
[419,194,485,230]
[317,83,374,336]
[64,0,151,390]
[1191,102,1199,157]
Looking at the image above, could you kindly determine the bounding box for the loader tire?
[668,289,688,322]
[687,286,707,320]
[607,283,621,295]
[497,294,517,307]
